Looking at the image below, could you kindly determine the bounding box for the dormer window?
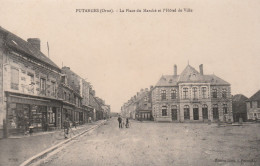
[61,75,67,84]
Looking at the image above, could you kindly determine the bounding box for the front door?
[171,109,177,120]
[193,108,199,120]
[202,108,208,120]
[213,108,219,120]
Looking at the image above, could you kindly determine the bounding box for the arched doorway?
[193,105,199,120]
[213,104,219,120]
[171,105,177,120]
[202,104,208,120]
[184,105,190,120]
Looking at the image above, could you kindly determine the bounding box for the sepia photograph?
[0,0,259,165]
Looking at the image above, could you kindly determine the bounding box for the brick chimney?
[199,64,203,75]
[27,38,41,50]
[174,64,177,76]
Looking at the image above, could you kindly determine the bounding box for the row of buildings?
[122,64,235,122]
[0,27,110,138]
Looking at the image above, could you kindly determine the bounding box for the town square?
[0,0,260,166]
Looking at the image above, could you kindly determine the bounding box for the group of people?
[117,115,130,128]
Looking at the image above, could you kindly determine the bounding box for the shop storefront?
[6,92,61,136]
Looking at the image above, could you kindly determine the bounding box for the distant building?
[232,94,248,122]
[135,87,153,121]
[246,90,260,121]
[121,86,154,120]
[152,64,233,122]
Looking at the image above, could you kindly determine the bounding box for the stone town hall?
[152,64,233,122]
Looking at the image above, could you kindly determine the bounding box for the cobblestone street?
[39,118,260,166]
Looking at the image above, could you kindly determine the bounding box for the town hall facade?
[152,64,233,122]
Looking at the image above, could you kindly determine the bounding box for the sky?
[1,0,260,112]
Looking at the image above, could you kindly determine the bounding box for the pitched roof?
[155,75,179,86]
[155,65,230,87]
[248,90,260,101]
[232,94,248,102]
[0,26,60,71]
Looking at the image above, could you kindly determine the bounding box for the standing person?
[117,115,122,128]
[63,117,70,138]
[126,118,129,128]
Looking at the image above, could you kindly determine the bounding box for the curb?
[20,120,107,166]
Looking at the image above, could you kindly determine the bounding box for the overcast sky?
[1,0,260,112]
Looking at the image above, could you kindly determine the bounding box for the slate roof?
[0,26,60,71]
[248,90,260,101]
[155,65,230,87]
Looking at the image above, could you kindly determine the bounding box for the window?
[222,89,227,98]
[68,94,71,102]
[144,96,148,102]
[202,87,207,98]
[161,90,166,100]
[184,105,190,120]
[51,81,56,97]
[162,106,167,116]
[11,68,19,90]
[183,88,189,99]
[64,92,67,100]
[250,101,252,108]
[223,104,228,114]
[40,78,46,95]
[192,87,198,99]
[257,101,260,108]
[28,73,34,85]
[212,89,217,98]
[171,89,177,99]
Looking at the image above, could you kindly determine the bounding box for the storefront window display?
[8,103,30,131]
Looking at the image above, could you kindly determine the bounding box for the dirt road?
[39,118,260,166]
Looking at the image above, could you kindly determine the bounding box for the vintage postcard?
[0,0,259,166]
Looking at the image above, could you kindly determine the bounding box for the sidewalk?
[0,120,106,166]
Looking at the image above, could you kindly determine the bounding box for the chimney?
[174,64,177,76]
[199,64,203,75]
[150,85,153,90]
[27,38,41,50]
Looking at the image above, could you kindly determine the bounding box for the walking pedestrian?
[63,117,70,138]
[118,115,122,128]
